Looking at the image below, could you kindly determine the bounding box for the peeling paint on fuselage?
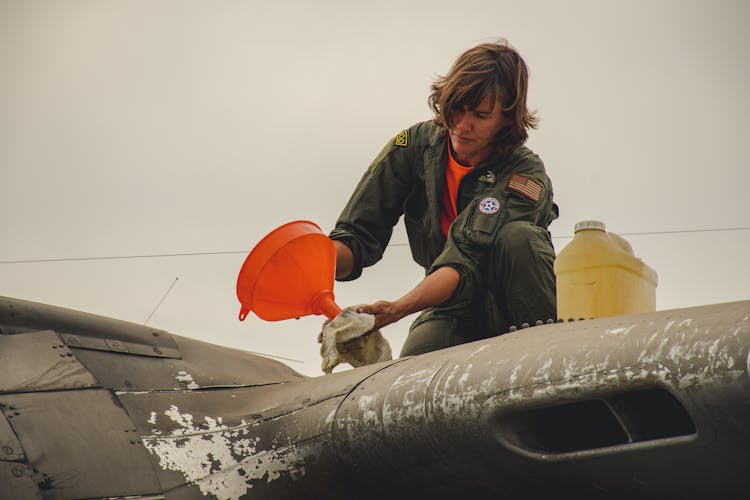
[325,408,336,425]
[634,319,747,389]
[176,371,200,390]
[424,312,750,416]
[358,395,379,426]
[142,404,306,499]
[603,325,634,336]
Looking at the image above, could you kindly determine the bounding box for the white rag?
[319,309,392,374]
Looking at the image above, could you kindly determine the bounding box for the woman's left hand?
[354,301,406,331]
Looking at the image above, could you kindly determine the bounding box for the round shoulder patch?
[478,197,500,214]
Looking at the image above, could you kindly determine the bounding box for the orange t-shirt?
[440,144,473,237]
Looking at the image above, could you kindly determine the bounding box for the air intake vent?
[494,388,696,456]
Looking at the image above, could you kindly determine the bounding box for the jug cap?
[574,220,606,233]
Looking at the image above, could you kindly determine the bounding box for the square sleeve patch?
[394,129,408,147]
[507,174,543,203]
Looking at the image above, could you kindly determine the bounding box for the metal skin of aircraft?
[0,295,748,499]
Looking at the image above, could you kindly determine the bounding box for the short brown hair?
[429,40,538,155]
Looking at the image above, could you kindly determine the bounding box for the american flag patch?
[507,174,543,203]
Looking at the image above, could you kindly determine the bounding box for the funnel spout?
[312,291,342,320]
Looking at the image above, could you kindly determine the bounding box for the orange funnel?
[236,220,343,322]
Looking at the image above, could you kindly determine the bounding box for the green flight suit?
[330,120,558,356]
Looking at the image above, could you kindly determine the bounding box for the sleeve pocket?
[461,198,506,243]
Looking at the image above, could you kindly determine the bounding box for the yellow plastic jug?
[554,221,658,320]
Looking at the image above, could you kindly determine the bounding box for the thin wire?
[617,227,750,237]
[245,351,304,364]
[0,226,748,264]
[0,250,246,264]
[395,225,750,244]
[144,277,179,325]
[139,276,303,363]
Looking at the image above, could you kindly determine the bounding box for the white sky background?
[1,0,748,376]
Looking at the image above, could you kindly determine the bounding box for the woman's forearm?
[394,266,460,317]
[357,266,460,330]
